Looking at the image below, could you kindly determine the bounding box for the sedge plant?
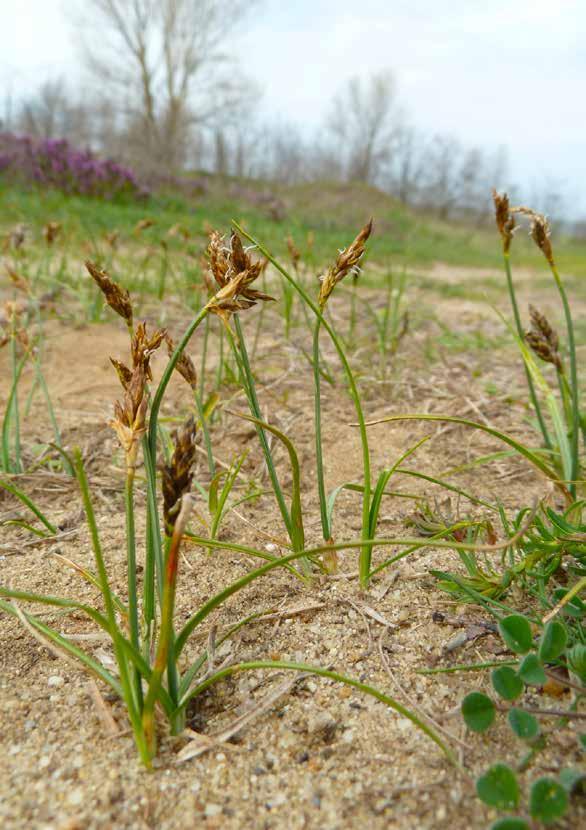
[0,233,460,769]
[493,192,584,497]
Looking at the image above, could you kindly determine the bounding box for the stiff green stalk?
[230,315,293,539]
[313,318,330,541]
[142,498,191,760]
[125,469,142,708]
[550,263,580,496]
[74,449,148,763]
[178,660,458,767]
[233,224,373,587]
[503,252,551,450]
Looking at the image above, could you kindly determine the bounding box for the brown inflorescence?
[165,334,197,390]
[286,234,301,272]
[85,261,134,328]
[131,322,166,381]
[205,230,274,323]
[110,364,148,470]
[491,189,517,254]
[318,219,373,309]
[512,207,555,266]
[162,416,197,534]
[42,221,62,246]
[109,321,165,467]
[525,305,563,372]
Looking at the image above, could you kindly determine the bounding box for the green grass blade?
[359,414,569,499]
[174,660,457,766]
[227,410,305,555]
[0,598,122,695]
[0,478,58,534]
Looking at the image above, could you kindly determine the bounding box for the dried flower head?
[110,357,133,389]
[134,218,155,234]
[162,416,197,534]
[318,219,373,309]
[530,217,554,265]
[7,224,26,251]
[131,322,166,380]
[86,261,133,328]
[104,230,120,249]
[286,234,301,272]
[205,231,274,323]
[43,221,62,246]
[165,334,197,390]
[110,364,148,469]
[525,305,563,372]
[168,223,190,241]
[512,207,555,266]
[6,266,31,296]
[492,190,516,253]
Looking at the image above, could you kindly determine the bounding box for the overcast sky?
[1,0,584,215]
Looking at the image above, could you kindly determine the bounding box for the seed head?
[525,305,563,372]
[131,322,166,380]
[6,224,26,251]
[168,223,190,241]
[110,364,148,469]
[162,416,197,534]
[43,221,62,246]
[318,219,373,309]
[491,190,516,254]
[165,334,197,390]
[86,261,133,328]
[529,214,555,266]
[286,234,301,272]
[6,266,31,296]
[512,207,555,266]
[134,218,155,234]
[205,231,274,324]
[104,230,120,249]
[110,357,133,389]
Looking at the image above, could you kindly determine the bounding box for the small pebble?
[47,675,65,688]
[204,803,222,818]
[67,788,84,807]
[307,711,337,740]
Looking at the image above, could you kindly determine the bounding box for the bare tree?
[326,71,397,184]
[74,0,259,170]
[17,79,89,142]
[385,123,425,206]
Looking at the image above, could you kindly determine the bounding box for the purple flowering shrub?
[0,133,148,200]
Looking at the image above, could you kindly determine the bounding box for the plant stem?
[74,449,148,763]
[230,316,293,539]
[142,498,191,760]
[176,660,458,767]
[503,252,552,450]
[234,224,373,587]
[125,469,143,709]
[313,318,330,541]
[550,263,580,497]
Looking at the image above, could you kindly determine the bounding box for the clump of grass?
[492,193,584,497]
[1,227,459,769]
[1,276,68,474]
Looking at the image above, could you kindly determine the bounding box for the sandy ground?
[0,257,584,829]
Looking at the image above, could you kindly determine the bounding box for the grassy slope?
[1,177,585,273]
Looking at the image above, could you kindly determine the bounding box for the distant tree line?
[0,0,571,226]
